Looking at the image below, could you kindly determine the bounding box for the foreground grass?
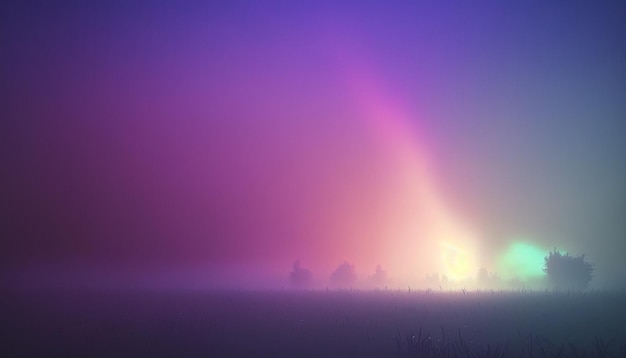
[2,288,625,357]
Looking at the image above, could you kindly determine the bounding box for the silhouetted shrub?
[424,272,449,289]
[477,267,500,288]
[330,261,357,287]
[369,264,388,287]
[289,260,313,287]
[543,249,593,290]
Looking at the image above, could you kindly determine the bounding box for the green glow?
[498,241,547,280]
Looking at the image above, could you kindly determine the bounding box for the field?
[2,288,625,357]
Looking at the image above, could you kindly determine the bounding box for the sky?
[2,1,625,289]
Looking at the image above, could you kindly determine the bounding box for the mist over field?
[2,1,625,291]
[3,289,626,358]
[2,2,626,356]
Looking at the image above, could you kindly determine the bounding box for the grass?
[1,288,625,357]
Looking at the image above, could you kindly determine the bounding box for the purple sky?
[2,1,625,288]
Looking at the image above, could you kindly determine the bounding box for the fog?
[2,1,625,291]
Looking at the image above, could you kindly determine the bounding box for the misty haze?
[2,1,625,357]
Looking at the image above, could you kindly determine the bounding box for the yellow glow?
[440,241,476,281]
[340,54,481,284]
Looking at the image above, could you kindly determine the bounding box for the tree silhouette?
[369,264,388,287]
[289,260,313,288]
[543,249,593,290]
[330,261,357,287]
[477,267,500,288]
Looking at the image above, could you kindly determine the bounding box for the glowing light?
[440,242,477,281]
[498,241,548,280]
[333,40,481,283]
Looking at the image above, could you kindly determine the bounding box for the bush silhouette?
[477,267,500,288]
[543,249,593,290]
[289,260,313,287]
[330,261,357,287]
[369,264,388,287]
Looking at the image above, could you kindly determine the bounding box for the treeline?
[288,249,593,290]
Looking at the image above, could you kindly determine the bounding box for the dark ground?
[2,288,625,357]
